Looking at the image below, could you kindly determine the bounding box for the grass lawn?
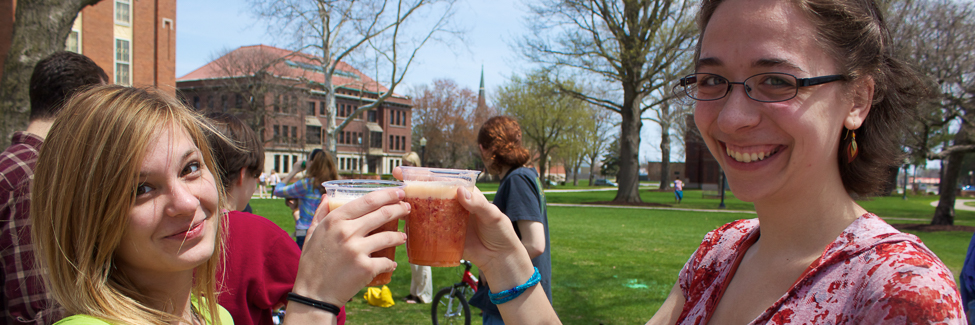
[246,190,974,324]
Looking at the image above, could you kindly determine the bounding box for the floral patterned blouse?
[677,213,964,324]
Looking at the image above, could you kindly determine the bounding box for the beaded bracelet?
[286,292,341,316]
[489,267,541,305]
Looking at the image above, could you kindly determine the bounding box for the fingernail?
[461,187,472,200]
[397,189,405,200]
[404,202,411,212]
[402,232,408,241]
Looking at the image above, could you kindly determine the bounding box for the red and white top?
[677,213,964,324]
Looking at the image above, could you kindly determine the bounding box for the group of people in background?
[3,0,975,323]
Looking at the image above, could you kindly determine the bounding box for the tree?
[0,0,101,148]
[642,53,694,190]
[584,110,616,186]
[888,0,975,225]
[248,0,459,158]
[601,135,621,177]
[409,79,490,169]
[495,71,588,186]
[521,0,697,202]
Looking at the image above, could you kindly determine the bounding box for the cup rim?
[322,179,405,190]
[399,165,482,176]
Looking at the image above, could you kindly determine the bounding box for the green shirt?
[54,297,233,325]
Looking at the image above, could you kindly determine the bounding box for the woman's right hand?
[289,188,408,309]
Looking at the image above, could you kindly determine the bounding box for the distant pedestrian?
[258,172,268,198]
[673,178,684,204]
[266,170,280,198]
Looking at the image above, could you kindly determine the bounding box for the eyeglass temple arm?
[797,75,845,87]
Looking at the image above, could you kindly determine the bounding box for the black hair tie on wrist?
[287,292,341,316]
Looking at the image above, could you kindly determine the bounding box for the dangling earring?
[844,129,859,163]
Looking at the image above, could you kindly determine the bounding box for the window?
[320,101,326,115]
[308,101,316,116]
[291,126,298,142]
[370,131,382,148]
[65,31,80,53]
[114,39,130,85]
[273,125,281,142]
[207,96,213,109]
[283,155,290,173]
[221,95,228,111]
[274,155,281,172]
[235,94,243,108]
[193,96,200,109]
[307,126,321,144]
[389,135,394,150]
[273,95,281,113]
[367,110,377,123]
[115,0,131,25]
[339,131,345,144]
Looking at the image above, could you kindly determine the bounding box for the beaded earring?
[844,129,859,163]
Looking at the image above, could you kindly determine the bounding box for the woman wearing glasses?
[645,0,965,323]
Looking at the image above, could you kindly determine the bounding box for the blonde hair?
[402,152,421,167]
[31,85,225,325]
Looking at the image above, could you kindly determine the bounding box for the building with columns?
[176,45,413,176]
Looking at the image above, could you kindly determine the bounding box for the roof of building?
[177,44,409,102]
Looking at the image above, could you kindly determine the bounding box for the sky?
[175,0,679,163]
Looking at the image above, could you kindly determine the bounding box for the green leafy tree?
[601,135,621,177]
[495,70,589,186]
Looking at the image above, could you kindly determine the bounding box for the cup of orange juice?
[322,179,404,286]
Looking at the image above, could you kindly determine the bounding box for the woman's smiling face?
[693,0,868,203]
[114,124,219,276]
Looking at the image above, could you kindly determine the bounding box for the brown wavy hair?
[307,149,338,193]
[477,116,531,175]
[696,0,929,196]
[31,85,225,325]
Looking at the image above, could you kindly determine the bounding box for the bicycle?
[431,259,478,325]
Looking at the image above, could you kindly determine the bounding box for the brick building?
[176,45,413,176]
[0,0,176,93]
[683,114,722,189]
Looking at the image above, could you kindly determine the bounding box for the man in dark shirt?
[1,52,107,325]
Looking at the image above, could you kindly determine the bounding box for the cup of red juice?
[400,166,480,267]
[323,179,404,286]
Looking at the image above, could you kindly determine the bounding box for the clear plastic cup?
[400,166,481,267]
[323,179,404,286]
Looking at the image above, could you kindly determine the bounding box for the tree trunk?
[0,0,97,148]
[613,89,643,203]
[932,129,972,225]
[589,155,598,186]
[659,125,671,191]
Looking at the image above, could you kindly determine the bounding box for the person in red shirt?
[203,112,345,325]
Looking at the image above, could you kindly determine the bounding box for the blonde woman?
[31,85,411,325]
[401,152,432,304]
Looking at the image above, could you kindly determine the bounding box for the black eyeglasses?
[678,72,846,103]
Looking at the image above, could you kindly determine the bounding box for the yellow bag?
[363,285,395,307]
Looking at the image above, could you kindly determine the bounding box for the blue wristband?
[489,267,541,305]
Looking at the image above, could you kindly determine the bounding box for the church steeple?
[477,65,486,109]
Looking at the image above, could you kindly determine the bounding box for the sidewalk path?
[929,199,975,212]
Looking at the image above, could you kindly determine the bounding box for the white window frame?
[114,38,131,86]
[115,0,131,26]
[65,30,81,54]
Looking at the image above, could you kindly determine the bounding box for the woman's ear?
[845,76,875,130]
[236,168,247,186]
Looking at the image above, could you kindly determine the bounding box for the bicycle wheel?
[431,286,471,325]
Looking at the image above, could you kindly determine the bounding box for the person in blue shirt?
[274,149,338,249]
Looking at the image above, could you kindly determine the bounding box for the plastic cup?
[400,166,481,267]
[323,179,404,286]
